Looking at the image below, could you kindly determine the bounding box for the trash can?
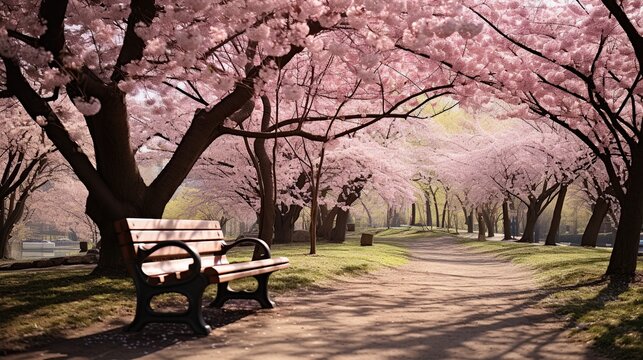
[360,233,374,246]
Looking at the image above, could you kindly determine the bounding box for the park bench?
[114,218,289,335]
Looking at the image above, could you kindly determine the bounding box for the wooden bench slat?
[115,218,221,232]
[142,258,289,285]
[141,256,289,278]
[208,257,290,275]
[141,255,227,277]
[216,263,290,283]
[128,230,224,243]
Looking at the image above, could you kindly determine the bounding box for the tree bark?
[253,97,276,246]
[317,206,338,239]
[392,209,401,227]
[580,196,609,247]
[441,200,448,228]
[429,186,440,228]
[482,207,494,238]
[502,200,512,240]
[519,202,538,243]
[477,212,486,241]
[606,161,643,277]
[274,204,302,244]
[545,185,567,246]
[330,209,349,243]
[425,198,433,228]
[410,203,416,226]
[360,200,373,227]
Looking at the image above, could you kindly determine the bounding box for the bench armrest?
[134,240,202,284]
[221,237,271,260]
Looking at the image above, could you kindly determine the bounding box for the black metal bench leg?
[255,273,275,309]
[185,290,212,335]
[210,282,232,308]
[209,273,276,309]
[126,292,153,332]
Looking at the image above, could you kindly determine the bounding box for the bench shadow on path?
[8,306,255,360]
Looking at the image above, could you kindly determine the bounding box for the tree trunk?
[441,201,447,228]
[545,185,567,246]
[249,96,276,249]
[431,188,440,228]
[0,228,10,259]
[274,204,302,244]
[519,202,538,243]
[502,201,512,240]
[0,190,28,259]
[410,203,416,226]
[392,209,401,227]
[581,196,609,247]
[482,208,494,238]
[463,207,473,233]
[426,198,433,228]
[606,161,643,277]
[317,206,338,239]
[330,209,349,243]
[360,200,373,227]
[477,212,486,241]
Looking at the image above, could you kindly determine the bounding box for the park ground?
[1,230,641,359]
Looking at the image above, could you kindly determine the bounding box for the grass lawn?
[460,238,643,360]
[0,236,407,353]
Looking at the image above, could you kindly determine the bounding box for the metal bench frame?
[115,218,288,335]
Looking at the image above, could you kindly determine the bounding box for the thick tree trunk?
[410,203,416,226]
[581,196,609,247]
[330,209,349,243]
[0,229,10,259]
[391,209,402,227]
[502,201,512,240]
[317,206,338,239]
[274,204,302,244]
[606,162,643,277]
[0,191,28,259]
[477,212,486,241]
[482,208,494,238]
[463,207,474,233]
[425,199,433,228]
[519,202,538,243]
[545,185,567,246]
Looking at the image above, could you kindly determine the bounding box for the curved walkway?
[8,236,600,360]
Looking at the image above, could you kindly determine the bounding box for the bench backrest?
[115,218,227,273]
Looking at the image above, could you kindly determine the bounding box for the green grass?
[366,226,440,239]
[460,239,643,360]
[0,236,407,353]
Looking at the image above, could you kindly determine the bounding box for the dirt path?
[7,236,601,360]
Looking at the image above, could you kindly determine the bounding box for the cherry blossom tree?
[464,0,642,276]
[1,0,484,273]
[28,176,99,244]
[0,104,61,258]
